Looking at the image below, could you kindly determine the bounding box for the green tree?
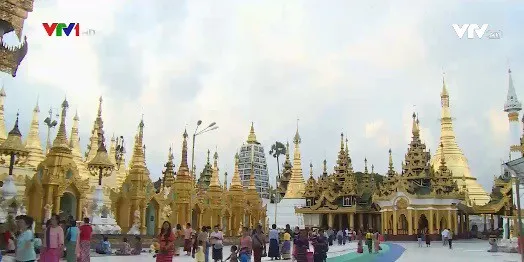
[269,141,286,201]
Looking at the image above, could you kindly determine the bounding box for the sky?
[1,0,523,194]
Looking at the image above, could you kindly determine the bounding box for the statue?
[43,204,53,222]
[127,209,141,235]
[82,206,88,219]
[161,205,172,222]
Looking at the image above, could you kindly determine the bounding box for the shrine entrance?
[146,202,158,236]
[418,214,428,232]
[59,192,77,219]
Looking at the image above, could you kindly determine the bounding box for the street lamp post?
[0,113,28,200]
[188,120,218,224]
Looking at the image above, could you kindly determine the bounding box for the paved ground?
[2,239,515,261]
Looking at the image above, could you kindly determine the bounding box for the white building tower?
[238,123,270,199]
[505,68,522,160]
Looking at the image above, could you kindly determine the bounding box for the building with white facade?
[238,123,270,199]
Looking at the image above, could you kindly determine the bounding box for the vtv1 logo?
[452,24,502,39]
[42,23,96,37]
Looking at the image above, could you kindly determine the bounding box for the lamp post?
[114,135,126,170]
[189,120,218,224]
[43,108,58,154]
[0,113,28,200]
[87,131,115,210]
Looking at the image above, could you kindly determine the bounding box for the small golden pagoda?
[110,119,157,234]
[25,99,90,230]
[283,127,306,199]
[374,113,465,239]
[244,161,264,227]
[277,142,292,199]
[296,133,382,230]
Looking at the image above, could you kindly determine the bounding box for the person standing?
[448,229,453,249]
[311,228,328,262]
[184,223,193,256]
[326,227,334,246]
[441,228,449,246]
[198,226,210,262]
[268,224,280,260]
[281,228,292,260]
[373,230,380,253]
[417,230,423,247]
[78,217,92,262]
[424,228,431,247]
[210,225,224,262]
[65,220,79,262]
[293,230,309,262]
[252,225,266,262]
[239,227,252,262]
[364,229,373,254]
[15,215,36,262]
[156,221,175,262]
[41,214,64,262]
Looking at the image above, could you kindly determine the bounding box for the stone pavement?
[1,239,512,262]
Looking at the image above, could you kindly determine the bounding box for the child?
[225,245,238,262]
[195,240,205,262]
[150,240,160,258]
[417,231,423,247]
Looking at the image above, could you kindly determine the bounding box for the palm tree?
[269,141,287,181]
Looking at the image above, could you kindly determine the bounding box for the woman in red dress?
[77,217,93,262]
[157,221,176,262]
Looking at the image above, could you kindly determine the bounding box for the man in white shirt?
[210,225,224,262]
[441,228,449,246]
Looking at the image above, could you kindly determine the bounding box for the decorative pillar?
[349,213,354,229]
[483,214,487,232]
[490,214,494,230]
[338,215,342,229]
[383,211,388,232]
[141,207,147,235]
[454,212,458,233]
[393,209,398,235]
[328,213,333,228]
[447,209,452,230]
[408,209,413,235]
[77,197,84,220]
[359,213,364,229]
[367,214,373,229]
[413,210,419,232]
[429,209,434,234]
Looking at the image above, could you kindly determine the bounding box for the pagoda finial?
[162,146,176,187]
[364,158,368,173]
[371,164,374,173]
[51,98,71,150]
[97,96,103,117]
[309,162,313,178]
[411,112,420,137]
[345,138,349,154]
[388,149,394,170]
[294,118,301,144]
[213,150,219,169]
[206,149,211,164]
[340,133,344,149]
[247,122,258,144]
[323,159,327,173]
[439,142,447,170]
[176,129,190,178]
[230,153,242,189]
[505,67,522,112]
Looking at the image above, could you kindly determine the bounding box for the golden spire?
[322,159,327,176]
[284,121,306,199]
[247,122,258,144]
[162,146,176,187]
[223,171,228,189]
[51,98,71,152]
[309,162,314,178]
[431,76,489,205]
[388,149,394,171]
[0,86,7,142]
[364,158,368,173]
[411,112,420,138]
[210,150,221,188]
[248,160,256,190]
[230,153,243,190]
[371,164,374,173]
[176,129,191,178]
[340,133,344,150]
[24,98,44,167]
[86,97,103,162]
[69,110,84,164]
[129,118,147,172]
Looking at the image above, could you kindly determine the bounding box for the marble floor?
[2,240,516,262]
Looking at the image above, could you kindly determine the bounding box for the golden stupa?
[430,77,490,205]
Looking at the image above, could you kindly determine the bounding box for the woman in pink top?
[239,227,252,262]
[41,214,65,262]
